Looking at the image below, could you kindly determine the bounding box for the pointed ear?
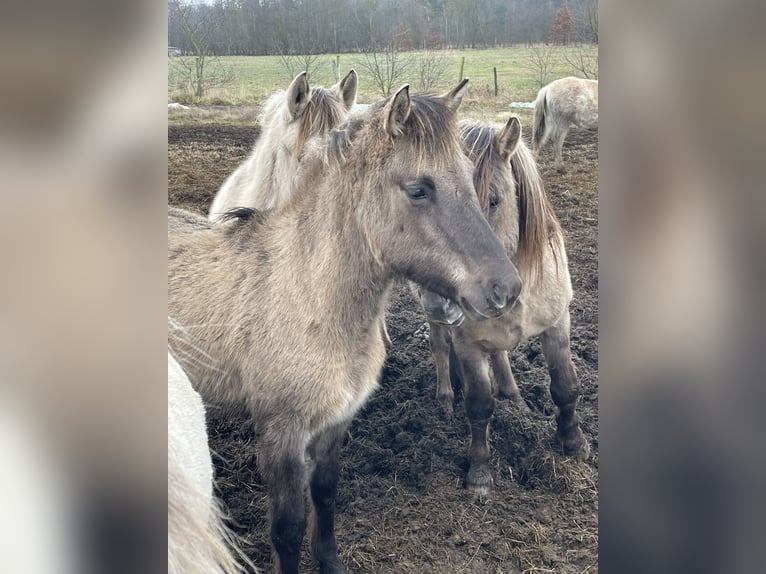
[334,69,358,110]
[385,85,411,138]
[286,71,310,119]
[441,78,469,111]
[497,116,522,161]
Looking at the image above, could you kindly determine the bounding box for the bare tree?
[414,50,450,92]
[170,2,234,98]
[564,43,598,79]
[524,44,559,89]
[580,0,598,43]
[277,51,326,83]
[356,37,415,97]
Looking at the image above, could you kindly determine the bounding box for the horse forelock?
[406,95,463,169]
[294,87,347,159]
[321,94,463,174]
[460,122,497,212]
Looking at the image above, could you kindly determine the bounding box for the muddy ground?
[169,121,598,573]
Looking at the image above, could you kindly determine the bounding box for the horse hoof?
[437,395,454,417]
[559,430,590,461]
[319,558,349,574]
[466,466,493,495]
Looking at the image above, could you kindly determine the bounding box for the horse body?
[420,118,588,493]
[167,350,253,574]
[532,76,598,173]
[169,83,521,573]
[208,70,357,220]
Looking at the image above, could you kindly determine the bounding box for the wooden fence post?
[493,66,498,96]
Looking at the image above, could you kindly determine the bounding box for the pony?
[168,345,255,574]
[168,81,522,574]
[418,117,590,494]
[208,70,358,220]
[532,76,598,174]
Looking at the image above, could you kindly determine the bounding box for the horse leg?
[489,351,529,412]
[429,321,456,415]
[259,425,309,574]
[454,342,495,494]
[307,423,348,574]
[553,123,569,174]
[540,313,590,459]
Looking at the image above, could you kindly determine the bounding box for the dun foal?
[168,82,521,573]
[419,117,589,493]
[532,76,598,174]
[209,70,357,219]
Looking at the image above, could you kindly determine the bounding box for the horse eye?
[489,195,500,210]
[403,179,434,201]
[408,187,427,199]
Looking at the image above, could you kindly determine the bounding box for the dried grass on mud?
[168,121,598,573]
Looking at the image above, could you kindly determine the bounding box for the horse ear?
[498,116,522,160]
[385,85,411,138]
[334,69,358,110]
[441,78,469,111]
[286,71,310,120]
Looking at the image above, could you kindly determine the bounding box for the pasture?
[168,46,598,121]
[168,68,598,573]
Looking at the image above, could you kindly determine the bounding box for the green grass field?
[168,45,597,125]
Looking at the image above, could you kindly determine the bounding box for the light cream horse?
[532,76,598,173]
[168,338,255,574]
[208,70,357,220]
[418,118,589,494]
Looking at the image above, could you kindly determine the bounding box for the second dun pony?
[418,117,590,494]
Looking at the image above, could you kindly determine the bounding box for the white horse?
[208,70,357,220]
[168,349,255,574]
[532,76,598,173]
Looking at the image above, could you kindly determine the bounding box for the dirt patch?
[168,123,598,573]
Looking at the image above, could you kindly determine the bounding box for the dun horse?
[168,82,522,574]
[208,69,358,220]
[419,117,589,494]
[532,76,598,173]
[168,344,254,574]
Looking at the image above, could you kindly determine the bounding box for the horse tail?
[168,464,257,574]
[532,86,548,154]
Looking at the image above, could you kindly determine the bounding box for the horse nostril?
[509,279,522,307]
[489,283,508,310]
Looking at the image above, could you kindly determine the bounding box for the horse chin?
[419,290,466,326]
[458,295,508,322]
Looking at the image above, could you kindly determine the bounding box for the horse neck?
[269,170,392,338]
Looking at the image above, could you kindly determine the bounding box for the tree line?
[168,0,598,57]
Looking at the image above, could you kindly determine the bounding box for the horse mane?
[460,121,563,284]
[511,140,563,283]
